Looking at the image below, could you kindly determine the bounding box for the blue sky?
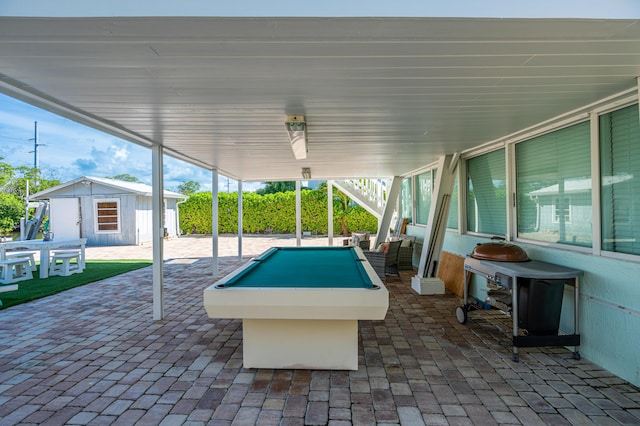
[0,93,253,193]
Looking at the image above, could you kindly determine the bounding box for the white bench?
[0,281,19,306]
[49,251,84,277]
[5,252,37,272]
[0,257,34,284]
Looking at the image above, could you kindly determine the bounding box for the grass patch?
[0,260,152,310]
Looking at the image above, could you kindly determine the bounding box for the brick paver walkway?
[0,236,639,425]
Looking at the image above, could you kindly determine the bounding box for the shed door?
[50,198,81,239]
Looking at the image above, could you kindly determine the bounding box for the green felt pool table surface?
[219,246,376,289]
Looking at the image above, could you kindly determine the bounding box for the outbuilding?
[30,176,187,246]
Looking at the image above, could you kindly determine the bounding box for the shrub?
[179,190,378,235]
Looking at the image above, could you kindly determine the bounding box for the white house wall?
[135,196,180,243]
[440,231,640,388]
[402,91,640,387]
[81,194,137,246]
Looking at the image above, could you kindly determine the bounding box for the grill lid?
[471,237,529,262]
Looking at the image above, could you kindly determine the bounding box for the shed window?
[466,149,506,235]
[95,199,121,233]
[515,121,591,247]
[600,103,640,255]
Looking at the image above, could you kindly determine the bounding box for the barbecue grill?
[457,240,583,362]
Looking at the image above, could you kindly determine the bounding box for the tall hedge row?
[179,191,378,235]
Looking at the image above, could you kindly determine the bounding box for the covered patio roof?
[1,15,640,181]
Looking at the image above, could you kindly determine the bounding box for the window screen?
[600,104,640,255]
[516,121,591,246]
[466,149,506,235]
[400,177,413,223]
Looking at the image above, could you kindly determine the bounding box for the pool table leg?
[242,318,359,370]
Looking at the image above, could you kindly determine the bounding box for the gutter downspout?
[176,197,188,238]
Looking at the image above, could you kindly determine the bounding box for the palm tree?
[317,182,353,236]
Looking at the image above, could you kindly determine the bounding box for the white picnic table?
[0,238,87,279]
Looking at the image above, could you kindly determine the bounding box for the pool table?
[203,246,388,370]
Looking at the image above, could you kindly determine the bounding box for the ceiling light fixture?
[285,115,307,160]
[301,167,311,180]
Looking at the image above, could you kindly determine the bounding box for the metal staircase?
[332,178,391,219]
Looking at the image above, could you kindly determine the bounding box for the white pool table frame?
[203,246,389,370]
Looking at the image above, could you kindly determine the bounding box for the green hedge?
[179,190,378,235]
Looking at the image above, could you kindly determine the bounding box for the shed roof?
[31,176,188,200]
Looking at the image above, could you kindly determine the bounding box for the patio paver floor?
[0,236,639,425]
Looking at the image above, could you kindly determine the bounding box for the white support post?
[327,180,334,246]
[413,154,457,295]
[376,177,402,246]
[151,145,164,320]
[238,180,243,261]
[296,180,302,246]
[212,169,219,279]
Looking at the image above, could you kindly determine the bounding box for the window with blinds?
[95,199,121,233]
[600,103,640,255]
[515,121,591,246]
[416,170,433,225]
[466,149,506,235]
[400,177,413,223]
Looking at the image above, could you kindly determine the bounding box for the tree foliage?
[316,181,357,235]
[0,159,14,188]
[1,165,60,200]
[109,173,142,183]
[256,181,300,195]
[0,192,23,234]
[0,158,61,234]
[177,180,201,195]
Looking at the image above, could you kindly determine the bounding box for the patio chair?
[398,234,416,271]
[349,232,371,251]
[363,240,401,281]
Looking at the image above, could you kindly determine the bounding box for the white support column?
[412,154,457,295]
[151,145,164,320]
[296,180,302,246]
[327,180,334,246]
[212,169,219,279]
[238,180,243,261]
[376,176,402,246]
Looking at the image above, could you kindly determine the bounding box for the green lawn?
[0,260,152,310]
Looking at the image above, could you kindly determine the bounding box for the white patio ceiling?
[1,17,640,181]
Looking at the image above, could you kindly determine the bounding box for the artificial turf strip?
[0,260,152,310]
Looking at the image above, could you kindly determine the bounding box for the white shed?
[30,176,187,246]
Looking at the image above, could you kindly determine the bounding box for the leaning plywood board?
[437,251,466,297]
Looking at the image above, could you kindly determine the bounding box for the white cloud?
[113,146,129,161]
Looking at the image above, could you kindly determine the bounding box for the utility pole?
[28,121,45,185]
